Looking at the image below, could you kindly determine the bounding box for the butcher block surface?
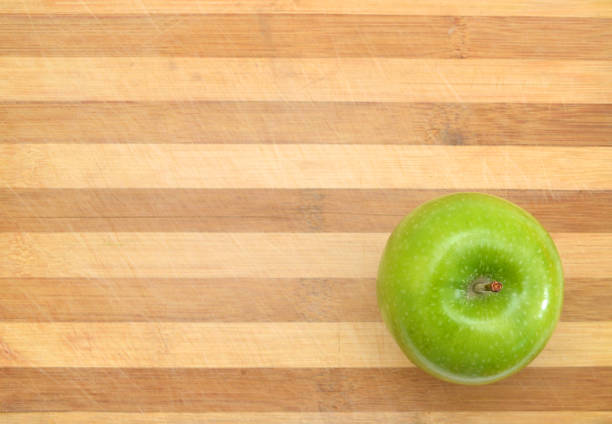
[1,0,612,422]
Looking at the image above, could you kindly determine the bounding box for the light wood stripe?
[3,103,611,146]
[0,232,608,279]
[2,58,610,103]
[4,412,612,424]
[2,367,611,411]
[0,322,608,368]
[0,278,608,322]
[3,145,611,190]
[2,0,610,17]
[2,16,610,60]
[2,189,611,233]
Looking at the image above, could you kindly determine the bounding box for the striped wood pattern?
[1,0,611,422]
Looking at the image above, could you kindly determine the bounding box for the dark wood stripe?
[2,102,611,145]
[563,278,612,321]
[2,189,610,233]
[0,278,376,322]
[0,277,606,322]
[1,367,609,412]
[0,15,610,59]
[5,412,612,424]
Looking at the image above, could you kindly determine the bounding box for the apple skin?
[377,193,563,385]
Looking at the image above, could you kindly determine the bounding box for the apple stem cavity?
[470,278,503,295]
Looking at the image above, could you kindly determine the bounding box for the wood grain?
[2,189,610,233]
[1,232,608,279]
[2,0,611,417]
[2,15,610,60]
[2,58,610,103]
[4,144,611,189]
[0,322,608,368]
[4,412,612,424]
[2,367,610,411]
[3,103,611,146]
[3,0,610,17]
[0,278,609,322]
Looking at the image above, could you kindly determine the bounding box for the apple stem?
[473,280,503,294]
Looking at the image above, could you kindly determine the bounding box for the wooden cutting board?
[1,1,611,422]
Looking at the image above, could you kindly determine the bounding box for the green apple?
[377,193,563,384]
